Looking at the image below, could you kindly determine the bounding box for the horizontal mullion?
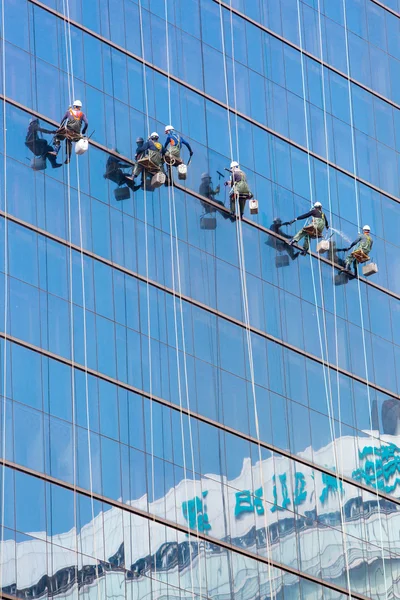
[2,97,400,395]
[214,0,400,108]
[1,329,400,508]
[371,0,400,18]
[0,457,372,600]
[26,0,400,210]
[0,524,208,600]
[1,203,400,401]
[29,0,400,114]
[2,100,400,406]
[2,92,400,308]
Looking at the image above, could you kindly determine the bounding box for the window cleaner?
[224,161,254,219]
[126,135,165,191]
[146,133,165,187]
[287,201,329,255]
[150,132,162,149]
[337,225,376,277]
[51,100,89,164]
[150,132,165,181]
[163,125,193,181]
[145,133,164,170]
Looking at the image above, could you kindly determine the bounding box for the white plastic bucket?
[316,240,330,254]
[177,164,187,180]
[151,172,166,188]
[249,199,258,214]
[362,262,378,276]
[75,138,89,155]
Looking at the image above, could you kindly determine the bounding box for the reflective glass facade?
[1,0,400,598]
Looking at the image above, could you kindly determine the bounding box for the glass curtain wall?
[1,0,400,598]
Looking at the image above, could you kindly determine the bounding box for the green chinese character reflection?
[271,474,291,513]
[319,472,343,504]
[294,472,307,505]
[182,491,211,533]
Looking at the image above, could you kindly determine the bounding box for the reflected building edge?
[2,0,400,598]
[3,424,400,598]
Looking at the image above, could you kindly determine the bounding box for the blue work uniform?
[163,132,193,155]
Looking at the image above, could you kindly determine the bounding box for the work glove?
[289,218,296,225]
[224,181,230,186]
[281,221,291,226]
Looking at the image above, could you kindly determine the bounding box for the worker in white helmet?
[51,99,88,164]
[149,131,161,147]
[338,225,373,276]
[147,132,163,164]
[163,125,193,166]
[287,201,329,255]
[224,161,253,219]
[125,134,164,189]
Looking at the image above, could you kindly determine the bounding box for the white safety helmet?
[230,161,239,169]
[314,201,322,208]
[72,100,82,108]
[150,132,159,140]
[165,125,174,133]
[363,224,371,232]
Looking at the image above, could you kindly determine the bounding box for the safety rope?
[60,0,79,577]
[217,14,245,600]
[219,2,277,597]
[106,0,118,147]
[163,1,200,596]
[137,0,160,594]
[294,3,357,595]
[0,0,8,591]
[60,0,78,553]
[195,12,227,593]
[314,1,353,594]
[341,0,389,593]
[61,0,100,595]
[3,2,388,597]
